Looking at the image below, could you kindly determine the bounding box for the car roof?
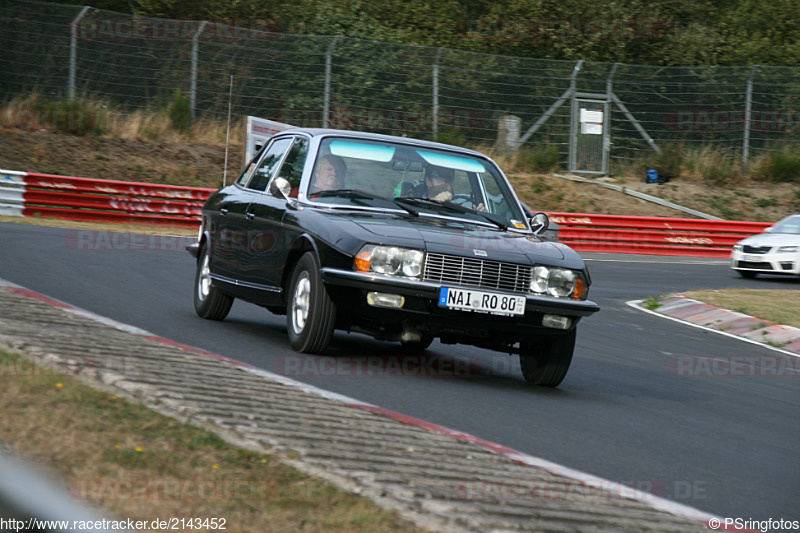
[279,128,487,158]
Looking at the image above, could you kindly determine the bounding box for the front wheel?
[194,245,233,320]
[519,329,576,387]
[286,252,336,353]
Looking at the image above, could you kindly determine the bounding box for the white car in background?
[732,214,800,278]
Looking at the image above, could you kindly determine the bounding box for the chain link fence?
[2,0,799,172]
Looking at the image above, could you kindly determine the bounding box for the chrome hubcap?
[291,272,311,334]
[197,253,211,301]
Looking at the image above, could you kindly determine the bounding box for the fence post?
[432,47,443,140]
[743,65,758,172]
[509,60,583,155]
[68,6,91,99]
[190,21,209,125]
[567,60,584,172]
[323,35,341,128]
[603,63,620,175]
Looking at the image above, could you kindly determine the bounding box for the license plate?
[744,255,759,262]
[438,287,525,316]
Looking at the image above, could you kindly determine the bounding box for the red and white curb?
[628,296,800,359]
[1,278,729,530]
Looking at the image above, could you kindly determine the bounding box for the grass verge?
[0,348,419,532]
[681,289,800,329]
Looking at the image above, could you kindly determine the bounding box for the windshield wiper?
[394,196,507,230]
[391,197,420,216]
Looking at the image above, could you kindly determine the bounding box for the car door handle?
[219,208,228,217]
[246,212,255,221]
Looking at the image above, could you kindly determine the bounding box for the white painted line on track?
[627,299,800,360]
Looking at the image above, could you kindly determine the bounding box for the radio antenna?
[223,74,234,187]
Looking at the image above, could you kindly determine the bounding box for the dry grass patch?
[0,349,421,532]
[681,289,800,328]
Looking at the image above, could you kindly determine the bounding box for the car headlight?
[777,246,798,253]
[354,245,425,278]
[530,266,587,299]
[733,244,743,251]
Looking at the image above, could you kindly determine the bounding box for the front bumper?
[320,267,599,339]
[731,250,800,275]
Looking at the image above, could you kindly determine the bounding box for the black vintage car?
[189,129,599,387]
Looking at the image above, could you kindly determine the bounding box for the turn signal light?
[354,250,372,272]
[573,278,588,300]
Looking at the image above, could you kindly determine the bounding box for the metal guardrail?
[548,212,770,257]
[0,170,212,228]
[1,169,769,257]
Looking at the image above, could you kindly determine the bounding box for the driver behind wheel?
[423,165,487,212]
[310,155,347,195]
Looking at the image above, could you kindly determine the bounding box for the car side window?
[272,137,309,197]
[245,137,292,192]
[235,148,264,186]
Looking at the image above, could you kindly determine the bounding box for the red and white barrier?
[0,170,215,229]
[1,169,772,256]
[548,212,770,258]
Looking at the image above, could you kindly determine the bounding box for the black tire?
[519,329,576,387]
[286,252,336,353]
[736,269,757,279]
[400,335,434,352]
[194,245,233,320]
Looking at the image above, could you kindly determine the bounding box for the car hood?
[340,211,571,265]
[739,233,800,247]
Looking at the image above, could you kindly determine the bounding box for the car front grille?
[743,245,772,254]
[423,253,532,293]
[736,261,772,270]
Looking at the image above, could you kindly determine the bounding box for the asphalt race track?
[1,221,797,522]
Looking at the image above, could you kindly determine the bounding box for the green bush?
[514,144,560,173]
[646,144,683,178]
[765,149,800,182]
[168,89,191,133]
[30,97,106,136]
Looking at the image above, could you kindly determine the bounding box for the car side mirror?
[270,177,292,199]
[529,212,549,235]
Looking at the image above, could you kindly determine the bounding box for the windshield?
[305,137,529,230]
[771,215,800,234]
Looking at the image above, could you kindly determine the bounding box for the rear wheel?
[286,252,336,353]
[519,329,576,387]
[194,245,233,320]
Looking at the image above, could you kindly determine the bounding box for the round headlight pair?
[355,245,425,278]
[531,266,578,298]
